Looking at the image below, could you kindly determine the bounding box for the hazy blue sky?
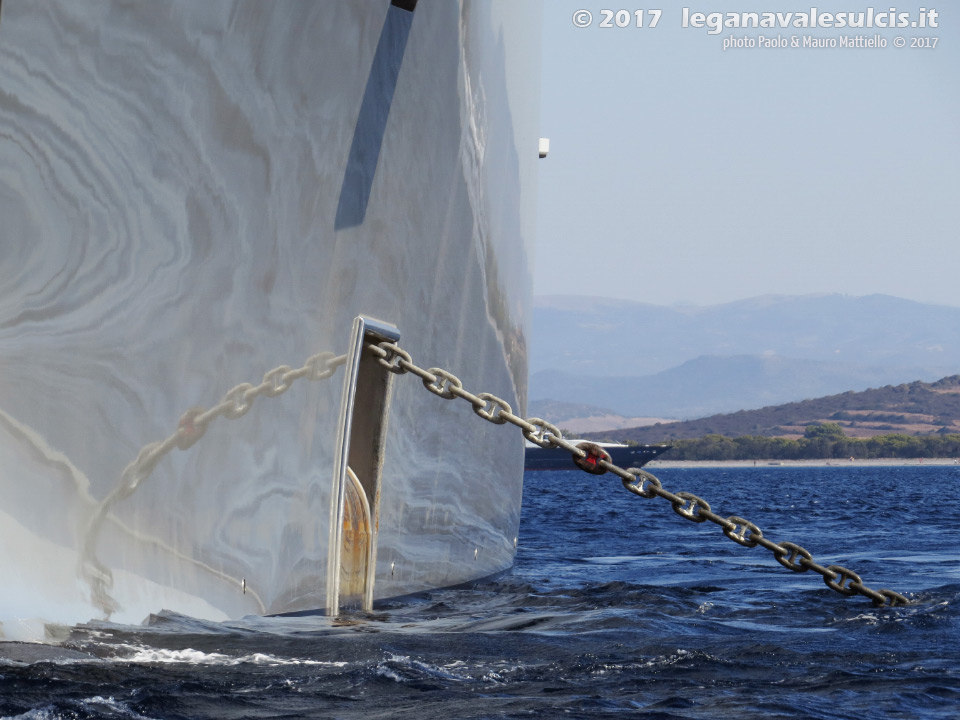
[535,1,960,306]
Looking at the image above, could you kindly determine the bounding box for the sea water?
[2,466,958,719]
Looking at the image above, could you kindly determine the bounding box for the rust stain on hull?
[339,468,371,608]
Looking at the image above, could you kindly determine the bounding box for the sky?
[534,1,960,307]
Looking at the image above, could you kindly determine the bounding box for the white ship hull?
[0,0,540,638]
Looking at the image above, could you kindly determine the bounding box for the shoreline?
[647,458,960,468]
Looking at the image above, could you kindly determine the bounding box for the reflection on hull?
[0,0,541,638]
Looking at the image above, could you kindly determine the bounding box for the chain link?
[369,339,911,608]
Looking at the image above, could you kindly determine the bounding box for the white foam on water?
[118,644,346,667]
[372,653,533,686]
[375,653,478,684]
[0,695,157,720]
[1,708,60,720]
[80,696,157,720]
[374,654,407,683]
[637,648,710,670]
[843,613,881,625]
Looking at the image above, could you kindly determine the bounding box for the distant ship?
[525,442,672,471]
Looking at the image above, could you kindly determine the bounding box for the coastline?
[647,457,960,468]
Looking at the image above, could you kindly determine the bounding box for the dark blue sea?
[2,465,958,719]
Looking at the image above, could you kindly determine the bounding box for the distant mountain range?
[582,375,960,444]
[526,399,668,434]
[530,294,960,419]
[531,355,951,419]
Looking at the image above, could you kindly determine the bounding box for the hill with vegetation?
[584,375,960,460]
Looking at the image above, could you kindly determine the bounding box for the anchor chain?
[368,340,911,608]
